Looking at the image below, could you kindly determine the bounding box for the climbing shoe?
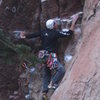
[48,83,58,90]
[42,93,47,100]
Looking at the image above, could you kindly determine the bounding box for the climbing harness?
[38,50,58,70]
[46,53,58,70]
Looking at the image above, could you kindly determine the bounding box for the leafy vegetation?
[0,29,39,66]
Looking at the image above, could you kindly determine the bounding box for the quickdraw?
[46,53,58,70]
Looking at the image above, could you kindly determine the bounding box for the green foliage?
[15,44,39,67]
[0,29,16,65]
[0,29,39,66]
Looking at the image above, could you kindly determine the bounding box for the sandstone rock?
[51,0,100,100]
[59,0,83,17]
[0,1,84,100]
[0,0,83,31]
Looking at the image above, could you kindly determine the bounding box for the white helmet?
[46,19,55,29]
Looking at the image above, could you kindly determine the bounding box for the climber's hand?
[20,31,26,39]
[69,14,79,31]
[71,14,79,23]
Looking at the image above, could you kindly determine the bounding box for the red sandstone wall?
[0,0,83,31]
[51,0,100,100]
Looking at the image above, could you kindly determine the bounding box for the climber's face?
[54,22,59,29]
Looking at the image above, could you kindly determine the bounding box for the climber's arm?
[56,14,79,38]
[20,31,41,39]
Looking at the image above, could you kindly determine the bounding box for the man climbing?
[20,14,79,100]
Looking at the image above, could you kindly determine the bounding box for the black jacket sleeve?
[26,32,41,39]
[56,29,74,38]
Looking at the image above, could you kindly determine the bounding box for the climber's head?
[46,19,60,29]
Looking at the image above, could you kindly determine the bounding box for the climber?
[20,13,79,100]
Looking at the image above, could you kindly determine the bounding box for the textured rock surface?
[0,0,40,31]
[0,0,83,31]
[51,0,100,100]
[0,0,84,100]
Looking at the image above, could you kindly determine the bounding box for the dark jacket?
[26,29,73,53]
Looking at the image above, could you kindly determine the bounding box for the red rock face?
[51,0,100,100]
[59,0,83,17]
[0,0,83,31]
[0,1,84,100]
[0,0,40,31]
